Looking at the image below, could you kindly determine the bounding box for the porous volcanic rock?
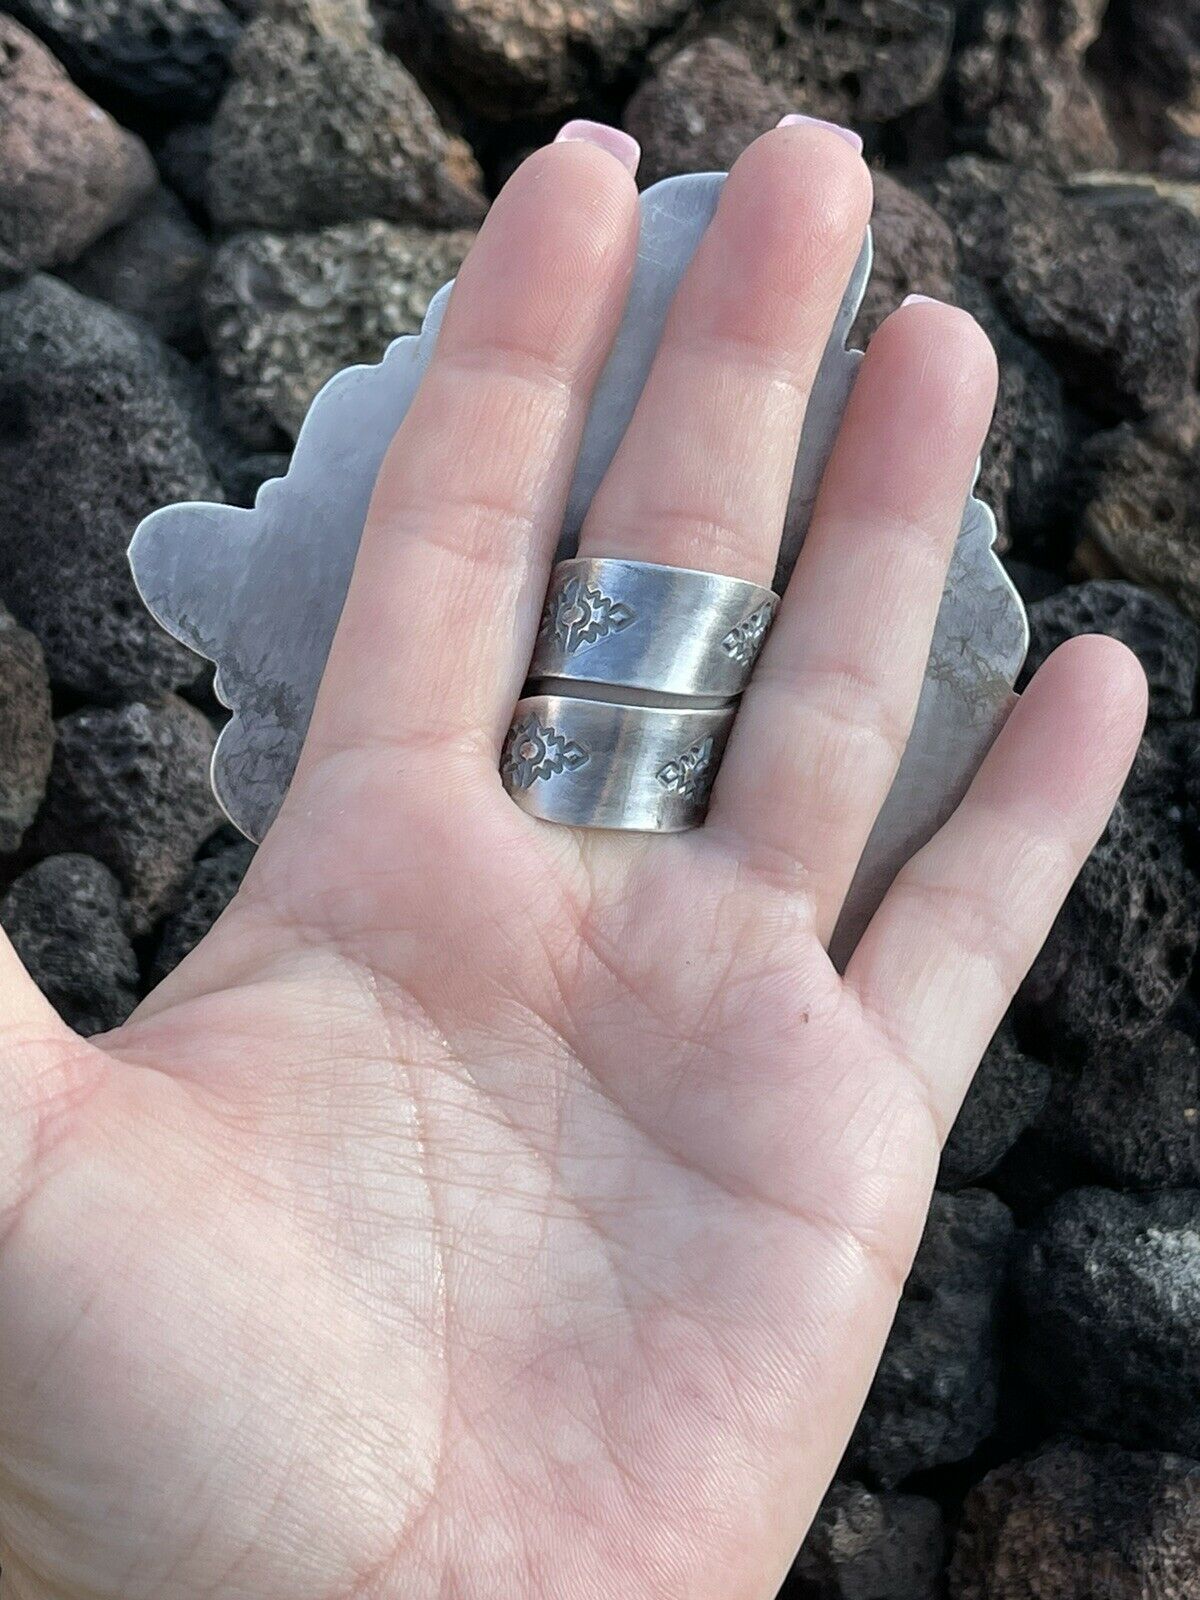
[919,158,1200,419]
[1022,580,1199,718]
[0,604,54,853]
[1020,795,1199,1050]
[0,275,221,696]
[0,854,138,1036]
[852,173,959,345]
[33,696,222,935]
[152,836,255,982]
[845,1189,1015,1487]
[204,220,475,445]
[1082,398,1200,626]
[0,16,156,280]
[1015,1187,1200,1456]
[948,1440,1200,1600]
[940,1023,1050,1190]
[209,0,485,231]
[9,0,242,116]
[63,187,212,350]
[949,0,1117,174]
[790,1481,944,1600]
[623,40,790,188]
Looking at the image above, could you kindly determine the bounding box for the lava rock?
[919,158,1200,419]
[0,854,138,1035]
[673,0,955,128]
[623,40,791,189]
[204,220,475,446]
[9,0,243,117]
[154,119,214,219]
[949,1439,1200,1600]
[852,173,959,345]
[382,0,694,119]
[1001,560,1064,606]
[152,836,254,982]
[949,0,1117,174]
[789,1481,944,1600]
[209,0,485,231]
[940,1023,1051,1190]
[0,604,54,853]
[845,1189,1015,1487]
[62,187,212,350]
[33,696,222,935]
[223,452,291,507]
[0,16,156,280]
[1016,1187,1200,1456]
[1082,397,1200,626]
[1040,1010,1200,1189]
[1020,795,1199,1050]
[1022,580,1199,718]
[1116,0,1200,156]
[0,276,221,696]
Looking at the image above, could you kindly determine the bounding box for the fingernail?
[555,120,641,176]
[776,113,863,153]
[901,293,943,308]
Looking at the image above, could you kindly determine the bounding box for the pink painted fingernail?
[902,293,942,307]
[555,120,641,176]
[776,113,863,154]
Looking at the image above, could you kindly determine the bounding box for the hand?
[0,125,1144,1599]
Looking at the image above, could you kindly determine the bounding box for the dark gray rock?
[844,1189,1015,1487]
[223,452,291,507]
[152,837,254,982]
[0,604,53,854]
[919,158,1200,419]
[852,173,959,345]
[1016,1188,1200,1456]
[0,275,221,696]
[940,1023,1050,1190]
[949,1440,1200,1600]
[63,187,212,350]
[209,0,485,231]
[623,40,791,190]
[0,16,156,280]
[949,0,1116,174]
[1002,561,1064,606]
[1022,580,1199,719]
[33,696,222,935]
[0,854,138,1036]
[789,1481,943,1600]
[154,120,214,219]
[1020,796,1199,1050]
[10,0,242,117]
[203,220,475,446]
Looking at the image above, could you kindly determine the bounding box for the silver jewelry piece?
[503,695,736,832]
[530,558,779,700]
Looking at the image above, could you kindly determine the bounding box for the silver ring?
[502,695,736,832]
[529,558,779,699]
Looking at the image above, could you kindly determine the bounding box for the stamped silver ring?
[502,695,736,832]
[529,557,779,700]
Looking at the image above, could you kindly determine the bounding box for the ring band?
[529,558,778,700]
[503,695,736,832]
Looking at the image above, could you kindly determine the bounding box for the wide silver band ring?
[529,557,778,699]
[502,695,736,832]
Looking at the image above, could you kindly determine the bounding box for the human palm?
[0,125,1144,1598]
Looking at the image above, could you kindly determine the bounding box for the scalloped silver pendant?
[129,171,1027,962]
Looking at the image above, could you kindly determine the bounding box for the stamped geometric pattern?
[721,602,774,666]
[540,575,636,656]
[657,735,718,803]
[502,713,590,790]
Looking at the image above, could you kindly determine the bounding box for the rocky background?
[0,0,1198,1592]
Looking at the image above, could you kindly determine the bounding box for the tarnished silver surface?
[529,557,778,699]
[503,696,735,831]
[130,169,1028,960]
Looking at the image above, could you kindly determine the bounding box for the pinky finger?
[844,635,1148,1135]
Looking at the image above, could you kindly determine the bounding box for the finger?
[708,299,998,941]
[301,132,640,769]
[844,636,1147,1135]
[576,122,872,586]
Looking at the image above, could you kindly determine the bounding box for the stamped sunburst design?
[502,714,590,790]
[657,736,717,802]
[721,603,775,666]
[540,575,635,656]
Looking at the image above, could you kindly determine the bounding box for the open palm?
[0,125,1144,1599]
